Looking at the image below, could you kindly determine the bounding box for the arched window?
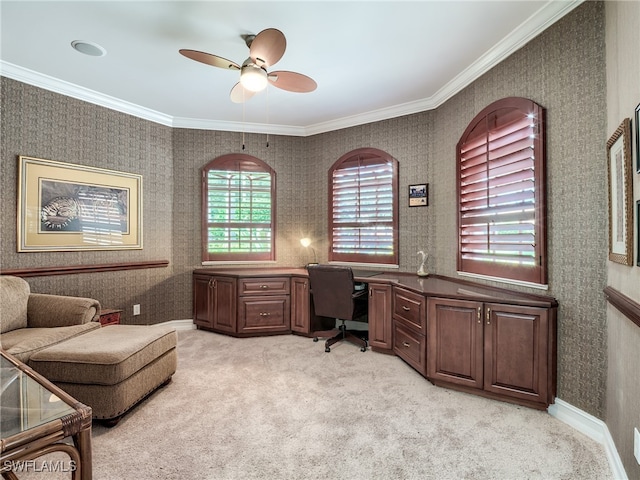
[457,97,547,285]
[202,154,275,262]
[329,148,399,265]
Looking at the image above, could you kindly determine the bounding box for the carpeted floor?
[17,329,613,479]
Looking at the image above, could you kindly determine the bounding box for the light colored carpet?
[17,329,612,479]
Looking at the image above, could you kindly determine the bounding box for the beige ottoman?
[29,324,177,424]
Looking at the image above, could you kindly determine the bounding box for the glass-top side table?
[1,351,92,480]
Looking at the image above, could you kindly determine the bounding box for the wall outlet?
[634,428,640,465]
[133,304,140,316]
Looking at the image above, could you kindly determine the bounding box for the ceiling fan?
[179,28,317,103]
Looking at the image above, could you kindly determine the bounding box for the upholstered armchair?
[0,275,101,363]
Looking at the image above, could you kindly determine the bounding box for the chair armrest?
[27,293,101,328]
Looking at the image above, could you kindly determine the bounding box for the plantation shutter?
[203,155,275,262]
[457,98,546,284]
[330,150,398,265]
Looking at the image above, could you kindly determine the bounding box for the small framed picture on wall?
[409,183,428,207]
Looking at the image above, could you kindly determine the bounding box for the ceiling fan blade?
[249,28,286,68]
[179,49,240,70]
[268,71,317,93]
[230,82,257,103]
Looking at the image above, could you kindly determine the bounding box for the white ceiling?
[0,1,582,136]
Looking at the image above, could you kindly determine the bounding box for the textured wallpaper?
[1,2,607,418]
[0,79,177,325]
[605,1,640,477]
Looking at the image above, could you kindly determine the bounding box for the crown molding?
[0,0,583,137]
[0,61,174,127]
[305,0,584,135]
[172,116,307,136]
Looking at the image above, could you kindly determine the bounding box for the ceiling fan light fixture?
[240,63,268,92]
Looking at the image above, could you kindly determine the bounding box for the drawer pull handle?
[402,306,410,311]
[486,307,491,325]
[259,312,271,316]
[260,285,269,289]
[402,341,411,348]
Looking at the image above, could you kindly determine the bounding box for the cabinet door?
[211,277,237,334]
[427,297,483,389]
[368,283,392,350]
[290,277,310,333]
[238,296,290,334]
[193,275,213,328]
[483,303,549,404]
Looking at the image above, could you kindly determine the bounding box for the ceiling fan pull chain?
[242,89,246,150]
[266,86,270,148]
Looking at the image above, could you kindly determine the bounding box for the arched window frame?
[457,97,547,286]
[329,148,399,266]
[201,154,276,262]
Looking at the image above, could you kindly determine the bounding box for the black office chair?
[306,264,368,352]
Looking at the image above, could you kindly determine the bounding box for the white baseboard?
[549,398,627,479]
[160,319,196,331]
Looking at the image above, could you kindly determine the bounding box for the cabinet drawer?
[238,296,291,334]
[393,324,426,376]
[239,277,290,296]
[393,287,426,333]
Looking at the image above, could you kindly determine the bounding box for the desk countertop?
[193,267,557,308]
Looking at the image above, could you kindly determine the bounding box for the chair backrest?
[307,265,362,321]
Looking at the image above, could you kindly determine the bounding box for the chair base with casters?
[314,319,368,352]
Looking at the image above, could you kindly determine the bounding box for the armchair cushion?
[2,323,101,363]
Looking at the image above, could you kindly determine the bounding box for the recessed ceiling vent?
[71,40,106,57]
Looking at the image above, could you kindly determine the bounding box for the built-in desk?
[193,267,558,410]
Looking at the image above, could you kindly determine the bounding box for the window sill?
[329,261,399,270]
[201,260,277,266]
[457,271,549,291]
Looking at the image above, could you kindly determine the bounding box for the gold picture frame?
[606,119,633,266]
[17,156,142,252]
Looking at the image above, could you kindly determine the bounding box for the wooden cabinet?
[237,277,291,335]
[367,282,393,351]
[427,297,555,409]
[193,274,291,336]
[193,274,237,333]
[392,287,427,375]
